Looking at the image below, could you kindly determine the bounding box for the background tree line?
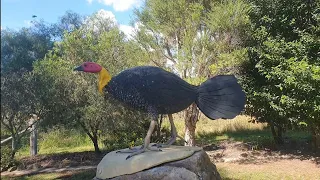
[1,0,319,170]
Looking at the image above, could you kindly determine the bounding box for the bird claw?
[116,145,144,154]
[152,143,170,148]
[124,146,162,160]
[126,155,133,160]
[152,143,167,148]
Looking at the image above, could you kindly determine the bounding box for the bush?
[0,145,19,172]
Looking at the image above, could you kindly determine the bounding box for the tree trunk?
[30,127,38,156]
[29,116,38,156]
[93,139,100,154]
[184,103,199,146]
[11,136,17,159]
[88,132,101,154]
[79,121,101,154]
[270,122,284,145]
[311,126,320,152]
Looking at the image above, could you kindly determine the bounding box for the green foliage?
[134,0,251,80]
[0,145,19,171]
[206,0,251,34]
[243,0,320,144]
[101,97,152,151]
[1,19,55,165]
[205,0,251,75]
[51,10,85,39]
[134,0,252,145]
[1,23,53,73]
[30,11,154,153]
[1,72,37,163]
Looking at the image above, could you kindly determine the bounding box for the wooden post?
[29,114,38,156]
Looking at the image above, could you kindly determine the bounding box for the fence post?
[29,114,38,156]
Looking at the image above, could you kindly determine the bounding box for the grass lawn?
[2,115,317,180]
[1,170,96,180]
[217,159,320,180]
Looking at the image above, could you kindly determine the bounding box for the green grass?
[162,115,267,138]
[16,127,102,158]
[217,162,320,180]
[5,115,313,180]
[1,170,96,180]
[218,166,294,180]
[16,115,310,157]
[163,115,310,149]
[162,115,272,146]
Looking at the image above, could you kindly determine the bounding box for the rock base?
[94,149,221,180]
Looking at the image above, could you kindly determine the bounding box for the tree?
[32,58,110,153]
[243,0,320,146]
[1,25,53,73]
[31,11,152,153]
[51,10,85,40]
[1,21,54,167]
[133,0,251,146]
[1,72,36,160]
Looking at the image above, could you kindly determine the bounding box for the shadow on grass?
[197,128,320,166]
[54,169,96,180]
[1,169,96,180]
[18,150,108,170]
[197,128,274,148]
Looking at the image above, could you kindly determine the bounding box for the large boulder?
[94,145,221,180]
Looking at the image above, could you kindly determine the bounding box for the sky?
[1,0,143,34]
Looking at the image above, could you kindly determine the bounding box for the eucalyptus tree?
[133,0,251,145]
[1,21,54,166]
[32,11,152,153]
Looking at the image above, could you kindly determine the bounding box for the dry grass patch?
[217,159,320,180]
[162,115,267,140]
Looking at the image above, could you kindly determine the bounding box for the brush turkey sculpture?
[74,62,246,159]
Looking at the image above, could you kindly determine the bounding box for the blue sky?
[1,0,142,31]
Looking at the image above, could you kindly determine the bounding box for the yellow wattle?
[98,67,111,94]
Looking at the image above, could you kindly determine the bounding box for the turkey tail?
[196,75,246,120]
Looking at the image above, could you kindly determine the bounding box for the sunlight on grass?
[160,115,274,148]
[39,145,95,154]
[162,115,267,138]
[217,162,320,180]
[1,173,61,180]
[16,127,103,158]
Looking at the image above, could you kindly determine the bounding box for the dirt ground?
[17,151,106,170]
[205,141,320,179]
[2,141,320,179]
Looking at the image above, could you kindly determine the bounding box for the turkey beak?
[74,65,83,71]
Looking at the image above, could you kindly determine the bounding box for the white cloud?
[96,0,142,11]
[119,24,134,39]
[87,0,94,4]
[84,9,118,32]
[101,10,116,22]
[96,9,117,22]
[84,9,139,39]
[24,20,32,27]
[119,22,143,39]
